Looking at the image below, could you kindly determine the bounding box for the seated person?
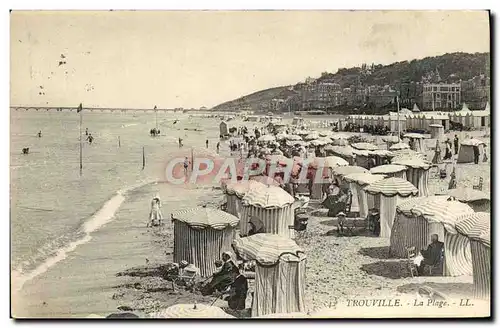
[417,234,444,276]
[201,252,237,295]
[225,268,249,311]
[322,183,349,217]
[247,216,265,236]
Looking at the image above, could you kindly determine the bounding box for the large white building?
[422,83,461,110]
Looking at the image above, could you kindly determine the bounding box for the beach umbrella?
[382,135,400,143]
[308,139,326,147]
[296,130,309,136]
[364,177,418,197]
[455,212,490,246]
[312,156,349,169]
[404,133,428,139]
[389,142,410,151]
[325,145,355,158]
[250,175,281,187]
[392,157,432,196]
[233,233,303,265]
[351,142,379,151]
[304,132,320,140]
[369,164,407,177]
[258,134,276,142]
[151,303,234,318]
[331,138,349,146]
[285,134,302,141]
[392,157,432,170]
[329,133,350,140]
[275,133,288,140]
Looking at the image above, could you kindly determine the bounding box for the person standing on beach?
[87,133,94,144]
[216,142,220,154]
[183,157,190,176]
[453,135,459,155]
[37,130,42,138]
[473,145,480,164]
[147,195,163,227]
[443,138,452,160]
[85,128,89,136]
[178,138,183,148]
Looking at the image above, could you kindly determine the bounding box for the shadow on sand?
[361,260,410,279]
[358,246,391,259]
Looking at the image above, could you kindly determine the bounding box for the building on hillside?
[422,83,461,110]
[269,98,285,111]
[461,75,490,110]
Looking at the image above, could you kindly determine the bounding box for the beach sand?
[12,125,490,318]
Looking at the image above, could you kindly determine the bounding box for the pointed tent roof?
[484,101,490,112]
[460,103,471,112]
[412,103,420,112]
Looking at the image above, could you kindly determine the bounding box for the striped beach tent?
[369,149,395,166]
[403,133,428,153]
[364,178,418,238]
[457,138,485,164]
[353,149,373,169]
[233,234,306,317]
[151,303,234,318]
[343,173,386,219]
[410,199,475,276]
[324,145,355,165]
[370,164,407,179]
[330,165,369,212]
[392,158,432,196]
[171,206,239,277]
[240,185,296,238]
[225,180,266,218]
[390,196,450,258]
[455,212,491,299]
[447,187,491,213]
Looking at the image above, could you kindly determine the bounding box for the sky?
[10,10,490,109]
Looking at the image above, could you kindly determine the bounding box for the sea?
[10,109,342,317]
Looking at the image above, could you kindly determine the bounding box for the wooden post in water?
[142,146,145,170]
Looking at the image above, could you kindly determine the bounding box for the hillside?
[212,52,489,112]
[211,86,289,111]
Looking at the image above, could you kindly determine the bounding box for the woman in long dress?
[147,195,163,227]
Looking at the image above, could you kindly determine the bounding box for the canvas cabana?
[455,212,491,299]
[233,234,306,317]
[410,199,475,276]
[429,124,444,140]
[219,121,228,137]
[301,156,348,199]
[448,187,490,212]
[241,185,296,238]
[390,196,450,258]
[369,164,407,179]
[369,149,395,166]
[331,165,368,185]
[392,158,432,196]
[353,149,373,169]
[172,206,240,277]
[457,138,486,163]
[382,135,400,150]
[224,180,265,218]
[324,145,355,165]
[364,177,418,238]
[343,173,386,219]
[403,133,428,153]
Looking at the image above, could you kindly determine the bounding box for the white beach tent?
[343,173,386,219]
[364,177,418,238]
[233,234,306,317]
[390,196,450,258]
[457,138,485,163]
[369,164,407,179]
[455,212,491,299]
[224,180,266,218]
[171,206,240,277]
[392,157,432,196]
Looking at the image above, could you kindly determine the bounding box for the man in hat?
[417,234,444,276]
[226,267,248,311]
